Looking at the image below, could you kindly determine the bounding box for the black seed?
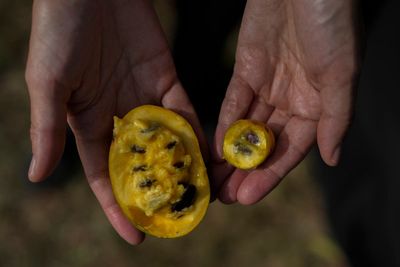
[173,161,185,169]
[138,178,155,188]
[246,131,260,145]
[140,123,160,133]
[234,142,252,155]
[166,141,177,149]
[131,145,146,154]
[133,164,147,172]
[171,184,196,212]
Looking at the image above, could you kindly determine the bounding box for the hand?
[26,0,206,244]
[213,0,360,204]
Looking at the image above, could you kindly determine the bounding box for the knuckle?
[25,66,36,88]
[224,94,241,113]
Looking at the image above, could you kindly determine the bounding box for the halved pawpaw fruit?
[223,120,275,170]
[109,105,209,238]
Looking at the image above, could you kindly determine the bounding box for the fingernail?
[219,181,240,204]
[331,146,341,166]
[28,157,36,181]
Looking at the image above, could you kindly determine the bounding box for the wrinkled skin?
[26,0,206,244]
[213,0,360,204]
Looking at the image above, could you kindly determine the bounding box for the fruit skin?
[109,105,210,238]
[223,120,275,170]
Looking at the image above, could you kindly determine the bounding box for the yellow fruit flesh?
[109,105,209,238]
[223,120,275,170]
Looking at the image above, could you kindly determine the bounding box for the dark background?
[314,0,400,266]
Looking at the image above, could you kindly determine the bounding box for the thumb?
[214,75,254,161]
[317,85,354,166]
[26,68,69,182]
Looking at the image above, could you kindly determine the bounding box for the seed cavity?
[246,131,260,145]
[233,142,252,155]
[138,178,156,188]
[166,141,177,149]
[133,164,147,172]
[131,145,146,154]
[171,183,196,212]
[140,122,160,133]
[173,161,185,169]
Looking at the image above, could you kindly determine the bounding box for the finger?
[317,85,354,166]
[237,117,317,205]
[74,136,145,245]
[216,106,288,203]
[215,98,273,203]
[161,81,209,161]
[218,169,248,204]
[265,108,290,136]
[210,161,235,201]
[26,70,69,182]
[214,75,254,161]
[213,96,274,203]
[245,96,274,123]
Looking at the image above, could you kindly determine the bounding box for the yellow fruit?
[109,105,209,238]
[223,120,275,170]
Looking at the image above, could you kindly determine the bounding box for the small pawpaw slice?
[223,120,275,170]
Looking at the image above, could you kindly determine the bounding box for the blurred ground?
[0,1,349,266]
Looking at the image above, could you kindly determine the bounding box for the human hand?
[26,0,206,244]
[213,0,360,204]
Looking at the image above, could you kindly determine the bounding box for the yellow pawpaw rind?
[109,105,209,238]
[223,120,275,170]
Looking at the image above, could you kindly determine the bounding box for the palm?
[213,0,359,205]
[26,0,205,244]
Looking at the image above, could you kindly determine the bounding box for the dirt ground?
[0,1,349,266]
